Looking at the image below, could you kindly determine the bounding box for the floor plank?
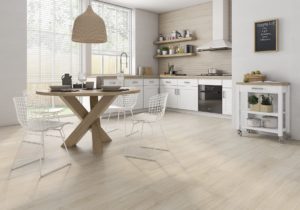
[1,111,300,210]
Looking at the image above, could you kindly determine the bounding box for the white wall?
[232,0,300,140]
[0,0,27,126]
[133,9,159,75]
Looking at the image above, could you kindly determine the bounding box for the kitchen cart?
[236,82,290,142]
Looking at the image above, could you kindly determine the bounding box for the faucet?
[120,52,128,73]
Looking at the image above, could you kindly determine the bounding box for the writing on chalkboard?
[255,19,278,52]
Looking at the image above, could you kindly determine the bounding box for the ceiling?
[100,0,212,14]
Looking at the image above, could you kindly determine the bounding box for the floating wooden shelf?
[154,37,195,45]
[154,53,196,58]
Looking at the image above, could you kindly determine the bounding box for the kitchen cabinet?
[222,80,232,115]
[160,79,198,111]
[178,79,198,111]
[143,79,159,108]
[124,79,143,110]
[222,87,232,115]
[160,86,178,108]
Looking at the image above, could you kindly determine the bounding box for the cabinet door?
[178,87,198,111]
[222,87,232,115]
[143,86,159,108]
[160,87,178,108]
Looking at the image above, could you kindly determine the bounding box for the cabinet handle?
[177,89,180,95]
[184,81,190,84]
[174,89,177,95]
[222,91,226,98]
[251,87,264,91]
[132,81,138,84]
[149,81,154,83]
[166,81,171,84]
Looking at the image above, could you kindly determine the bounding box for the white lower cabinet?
[160,79,198,111]
[160,86,178,108]
[222,87,232,115]
[143,79,159,108]
[178,87,198,111]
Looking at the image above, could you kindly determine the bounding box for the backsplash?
[158,2,232,75]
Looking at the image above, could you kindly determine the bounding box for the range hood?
[197,0,232,51]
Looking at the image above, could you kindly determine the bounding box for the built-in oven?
[198,85,222,114]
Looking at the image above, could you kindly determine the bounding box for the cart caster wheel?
[238,130,242,136]
[279,137,285,144]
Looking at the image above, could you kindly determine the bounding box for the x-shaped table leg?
[60,95,117,153]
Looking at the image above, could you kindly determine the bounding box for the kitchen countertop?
[88,74,232,80]
[236,81,290,86]
[160,75,232,80]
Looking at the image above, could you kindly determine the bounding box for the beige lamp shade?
[72,5,107,43]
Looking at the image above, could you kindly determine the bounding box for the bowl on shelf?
[262,116,278,129]
[247,118,262,127]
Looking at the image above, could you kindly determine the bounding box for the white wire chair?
[12,96,71,178]
[124,93,169,161]
[106,94,138,135]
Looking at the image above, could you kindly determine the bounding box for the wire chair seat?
[26,119,70,132]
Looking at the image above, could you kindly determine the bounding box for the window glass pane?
[103,56,117,75]
[91,1,132,75]
[27,0,81,115]
[91,55,103,74]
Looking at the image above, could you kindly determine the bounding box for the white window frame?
[86,0,133,76]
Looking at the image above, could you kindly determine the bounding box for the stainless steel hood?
[197,0,232,51]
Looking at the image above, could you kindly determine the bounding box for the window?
[27,0,82,91]
[91,1,132,75]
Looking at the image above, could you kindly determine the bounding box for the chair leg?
[123,111,127,135]
[140,122,145,137]
[11,131,41,171]
[40,129,71,178]
[39,131,45,177]
[107,111,112,121]
[59,129,71,162]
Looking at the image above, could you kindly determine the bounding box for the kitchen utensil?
[208,68,217,74]
[138,66,144,75]
[96,76,104,89]
[144,67,153,75]
[85,81,94,90]
[61,73,72,86]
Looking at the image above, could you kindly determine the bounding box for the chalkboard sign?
[255,19,278,52]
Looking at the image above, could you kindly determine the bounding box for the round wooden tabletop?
[36,88,140,97]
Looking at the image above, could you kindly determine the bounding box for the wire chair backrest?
[13,96,46,129]
[113,94,138,109]
[148,93,169,121]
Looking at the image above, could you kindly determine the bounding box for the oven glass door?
[198,85,222,113]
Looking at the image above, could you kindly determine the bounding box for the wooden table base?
[60,95,117,153]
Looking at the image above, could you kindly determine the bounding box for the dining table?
[36,88,140,153]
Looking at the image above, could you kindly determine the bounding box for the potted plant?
[260,94,273,113]
[161,46,169,55]
[248,95,260,111]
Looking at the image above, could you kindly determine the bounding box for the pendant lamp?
[72,2,107,43]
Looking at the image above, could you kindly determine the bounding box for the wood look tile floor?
[1,111,300,210]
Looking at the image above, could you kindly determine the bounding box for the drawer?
[160,79,178,86]
[103,79,123,86]
[222,80,232,88]
[178,79,198,87]
[144,79,159,86]
[198,79,222,86]
[124,79,143,86]
[241,85,280,94]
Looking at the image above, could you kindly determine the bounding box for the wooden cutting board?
[143,67,153,75]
